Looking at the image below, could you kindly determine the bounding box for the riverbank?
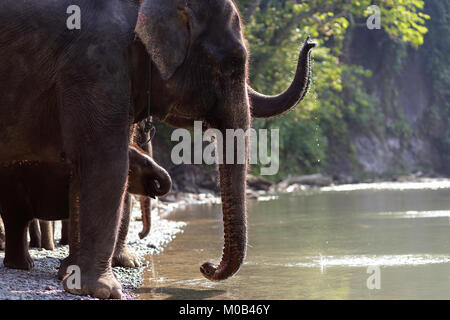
[136,178,450,300]
[0,196,190,300]
[1,176,449,299]
[247,173,450,197]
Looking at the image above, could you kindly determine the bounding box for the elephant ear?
[136,0,189,80]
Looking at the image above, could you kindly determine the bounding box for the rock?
[159,194,177,202]
[285,184,308,193]
[198,188,215,195]
[333,174,359,184]
[247,174,273,191]
[278,174,333,188]
[169,164,218,194]
[246,189,260,200]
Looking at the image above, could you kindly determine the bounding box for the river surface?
[138,182,450,299]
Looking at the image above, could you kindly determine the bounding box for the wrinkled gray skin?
[60,126,161,268]
[0,143,171,274]
[0,0,314,299]
[110,123,154,269]
[58,142,171,278]
[1,0,142,299]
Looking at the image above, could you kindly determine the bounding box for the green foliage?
[154,1,443,180]
[420,0,450,174]
[237,0,429,179]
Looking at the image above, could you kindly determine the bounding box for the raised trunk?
[249,37,316,118]
[200,97,250,281]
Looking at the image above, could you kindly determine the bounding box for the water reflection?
[268,254,450,268]
[139,186,450,300]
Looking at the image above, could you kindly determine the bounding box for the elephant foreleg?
[0,216,5,250]
[58,175,80,280]
[112,193,140,268]
[3,216,34,270]
[61,142,127,299]
[28,219,41,248]
[60,219,69,246]
[39,220,55,251]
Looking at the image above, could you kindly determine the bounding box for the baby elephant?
[128,144,172,198]
[0,144,171,270]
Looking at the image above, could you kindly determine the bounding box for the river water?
[138,181,450,299]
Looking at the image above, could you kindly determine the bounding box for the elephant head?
[128,144,172,199]
[135,0,315,281]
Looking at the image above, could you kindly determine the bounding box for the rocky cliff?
[338,4,449,178]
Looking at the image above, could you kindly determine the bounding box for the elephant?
[0,0,314,298]
[0,216,5,250]
[62,133,153,248]
[59,143,171,278]
[60,220,69,246]
[0,162,70,270]
[132,0,316,284]
[0,144,171,272]
[60,123,155,247]
[1,217,54,251]
[133,121,154,240]
[29,219,55,250]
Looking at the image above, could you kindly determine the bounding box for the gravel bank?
[0,196,190,300]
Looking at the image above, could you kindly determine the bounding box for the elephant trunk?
[150,165,172,198]
[249,37,316,118]
[200,94,250,281]
[138,197,151,239]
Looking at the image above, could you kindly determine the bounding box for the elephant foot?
[41,241,55,251]
[40,221,55,251]
[58,255,77,280]
[62,271,123,299]
[40,235,55,251]
[0,239,4,251]
[4,252,34,270]
[112,246,140,268]
[59,238,69,246]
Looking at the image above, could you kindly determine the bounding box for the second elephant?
[0,144,171,271]
[29,219,55,250]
